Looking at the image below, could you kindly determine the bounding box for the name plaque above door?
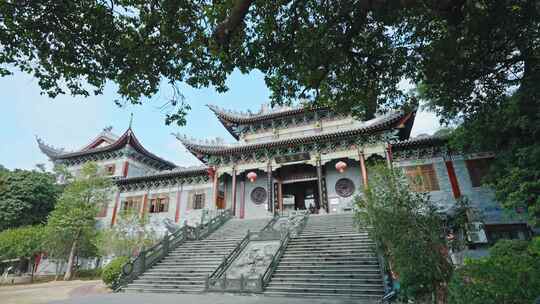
[275,152,311,164]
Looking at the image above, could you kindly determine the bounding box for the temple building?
[37,104,530,244]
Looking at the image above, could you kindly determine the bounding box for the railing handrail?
[206,231,251,283]
[112,208,232,291]
[261,213,279,231]
[261,229,290,287]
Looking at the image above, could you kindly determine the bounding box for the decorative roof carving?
[37,128,176,170]
[36,136,68,159]
[207,103,326,139]
[178,110,416,162]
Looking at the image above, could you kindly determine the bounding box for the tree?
[97,209,158,258]
[45,162,112,281]
[0,225,45,280]
[356,165,453,303]
[0,168,59,231]
[2,2,538,221]
[448,238,540,304]
[1,2,537,122]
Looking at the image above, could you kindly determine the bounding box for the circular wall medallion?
[335,178,355,197]
[250,187,267,205]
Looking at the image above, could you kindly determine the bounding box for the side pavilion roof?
[37,128,176,169]
[178,110,415,162]
[207,104,328,139]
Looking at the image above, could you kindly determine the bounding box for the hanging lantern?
[247,171,257,182]
[335,161,347,173]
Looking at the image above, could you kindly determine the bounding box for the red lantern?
[335,161,347,173]
[247,171,257,182]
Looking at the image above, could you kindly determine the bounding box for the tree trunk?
[63,238,79,281]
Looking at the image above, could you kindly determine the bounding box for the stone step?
[150,266,216,270]
[267,281,384,290]
[276,264,380,270]
[290,234,369,241]
[271,273,382,280]
[128,283,204,289]
[277,261,379,267]
[270,277,382,284]
[138,275,206,280]
[159,257,222,262]
[145,269,211,274]
[134,279,205,284]
[263,291,381,301]
[286,243,375,249]
[284,249,376,255]
[265,286,384,295]
[280,256,378,262]
[273,268,381,275]
[296,233,367,238]
[123,287,202,293]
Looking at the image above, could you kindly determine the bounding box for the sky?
[0,70,441,170]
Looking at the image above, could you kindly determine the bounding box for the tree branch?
[213,0,255,47]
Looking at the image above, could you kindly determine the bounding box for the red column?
[359,152,368,189]
[223,178,228,210]
[212,169,219,209]
[240,177,246,219]
[445,160,462,199]
[140,193,148,218]
[175,187,182,223]
[122,161,129,177]
[110,192,120,227]
[232,169,237,216]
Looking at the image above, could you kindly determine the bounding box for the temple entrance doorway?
[281,180,320,213]
[275,163,326,215]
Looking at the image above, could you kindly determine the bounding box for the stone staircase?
[265,213,385,301]
[123,218,270,293]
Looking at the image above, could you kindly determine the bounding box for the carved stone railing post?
[240,274,245,292]
[162,232,170,259]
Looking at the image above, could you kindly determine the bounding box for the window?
[104,164,115,176]
[466,158,493,187]
[193,193,205,209]
[96,202,108,217]
[404,164,440,192]
[122,196,142,212]
[149,195,169,213]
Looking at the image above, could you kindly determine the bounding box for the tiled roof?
[37,128,176,169]
[392,134,448,150]
[207,104,327,139]
[207,104,324,124]
[178,110,415,158]
[115,166,208,185]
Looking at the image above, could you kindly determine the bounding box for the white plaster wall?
[396,156,528,225]
[64,158,125,179]
[126,158,157,178]
[396,157,456,213]
[324,160,363,214]
[242,175,273,219]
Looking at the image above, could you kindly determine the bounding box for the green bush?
[449,238,540,304]
[77,268,102,279]
[101,256,129,286]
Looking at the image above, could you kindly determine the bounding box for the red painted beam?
[175,189,182,223]
[122,161,129,177]
[110,192,120,227]
[445,160,462,199]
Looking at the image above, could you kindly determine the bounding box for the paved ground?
[49,293,377,304]
[0,280,108,304]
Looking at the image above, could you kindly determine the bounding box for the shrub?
[448,238,540,304]
[77,268,102,279]
[356,165,453,302]
[101,256,129,287]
